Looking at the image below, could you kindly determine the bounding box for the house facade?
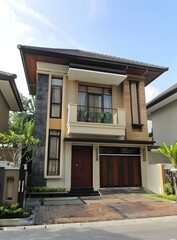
[147,83,177,146]
[146,84,177,193]
[18,45,168,193]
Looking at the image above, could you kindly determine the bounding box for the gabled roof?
[0,70,23,111]
[147,83,177,116]
[18,45,168,95]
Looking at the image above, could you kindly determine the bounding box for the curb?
[0,212,35,227]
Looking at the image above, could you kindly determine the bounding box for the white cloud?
[145,85,160,103]
[8,0,83,49]
[0,0,85,97]
[89,0,107,18]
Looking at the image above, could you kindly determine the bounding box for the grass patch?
[144,193,176,201]
[156,194,176,201]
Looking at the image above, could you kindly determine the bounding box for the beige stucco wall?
[38,62,150,191]
[151,100,177,146]
[123,79,149,141]
[3,169,19,205]
[0,91,9,132]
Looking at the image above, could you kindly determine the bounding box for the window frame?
[50,78,63,118]
[47,130,61,176]
[129,80,143,129]
[78,84,112,110]
[78,84,112,123]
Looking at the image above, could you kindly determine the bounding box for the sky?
[0,0,177,102]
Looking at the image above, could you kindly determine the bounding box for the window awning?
[68,68,127,85]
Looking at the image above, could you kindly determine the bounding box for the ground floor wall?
[147,151,173,194]
[46,143,148,192]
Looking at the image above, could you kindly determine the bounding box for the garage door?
[100,156,142,187]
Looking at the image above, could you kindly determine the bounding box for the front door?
[71,146,93,188]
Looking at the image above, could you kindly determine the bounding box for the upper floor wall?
[147,83,177,146]
[35,62,150,141]
[18,45,168,142]
[149,99,177,145]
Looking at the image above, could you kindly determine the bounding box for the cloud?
[89,0,107,18]
[0,0,84,96]
[145,85,160,103]
[8,0,83,49]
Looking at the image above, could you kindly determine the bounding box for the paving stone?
[34,193,177,225]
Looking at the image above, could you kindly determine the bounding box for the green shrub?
[27,186,66,193]
[164,182,174,195]
[0,204,31,219]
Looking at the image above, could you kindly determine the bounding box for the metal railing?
[77,105,116,123]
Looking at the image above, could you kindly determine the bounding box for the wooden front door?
[71,146,92,188]
[100,156,141,187]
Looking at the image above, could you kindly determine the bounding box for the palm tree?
[158,141,177,201]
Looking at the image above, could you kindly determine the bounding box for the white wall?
[146,164,163,193]
[147,151,173,194]
[151,100,177,146]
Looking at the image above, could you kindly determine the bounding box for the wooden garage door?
[100,156,141,187]
[71,146,92,188]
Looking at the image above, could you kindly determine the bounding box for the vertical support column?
[0,167,5,205]
[159,164,165,194]
[18,165,26,208]
[31,74,49,186]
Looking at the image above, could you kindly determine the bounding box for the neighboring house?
[147,83,177,146]
[0,71,23,132]
[18,45,168,193]
[0,70,23,205]
[147,84,177,193]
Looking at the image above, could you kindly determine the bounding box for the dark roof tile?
[17,45,168,71]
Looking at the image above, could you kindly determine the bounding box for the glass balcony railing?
[77,105,115,124]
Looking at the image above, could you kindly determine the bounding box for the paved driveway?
[31,193,177,225]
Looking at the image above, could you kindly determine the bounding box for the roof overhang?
[147,84,177,117]
[68,68,127,85]
[0,72,23,111]
[17,45,169,95]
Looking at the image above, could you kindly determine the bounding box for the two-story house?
[18,45,168,193]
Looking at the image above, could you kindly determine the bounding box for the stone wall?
[31,74,49,186]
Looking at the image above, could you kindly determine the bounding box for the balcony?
[67,104,126,136]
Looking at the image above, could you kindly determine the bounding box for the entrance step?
[69,187,100,196]
[99,187,152,195]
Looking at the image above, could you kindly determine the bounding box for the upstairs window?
[50,78,62,118]
[78,85,112,123]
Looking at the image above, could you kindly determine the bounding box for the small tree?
[158,141,177,201]
[0,129,39,167]
[9,94,35,134]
